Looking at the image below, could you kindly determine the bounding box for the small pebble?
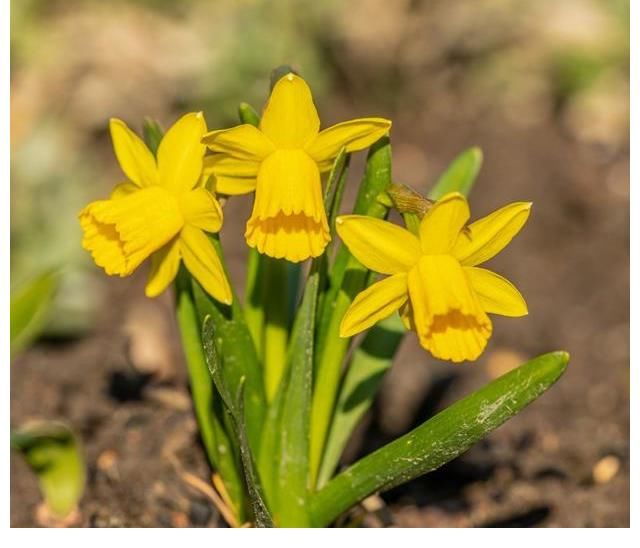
[592,455,620,484]
[97,449,118,471]
[171,511,189,528]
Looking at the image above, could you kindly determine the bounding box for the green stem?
[263,257,291,401]
[244,248,264,358]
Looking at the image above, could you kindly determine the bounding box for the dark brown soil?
[10,102,629,527]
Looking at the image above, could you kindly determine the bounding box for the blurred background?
[10,0,629,527]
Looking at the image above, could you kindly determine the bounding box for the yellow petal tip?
[109,117,128,133]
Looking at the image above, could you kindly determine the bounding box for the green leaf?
[318,313,405,487]
[11,421,85,519]
[310,351,569,527]
[10,270,58,358]
[174,269,246,522]
[203,317,274,527]
[310,136,392,487]
[272,265,320,527]
[256,361,287,514]
[191,261,266,455]
[142,118,164,156]
[316,150,351,330]
[323,148,349,228]
[428,147,483,200]
[238,102,260,127]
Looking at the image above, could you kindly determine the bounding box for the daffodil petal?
[109,118,158,187]
[407,255,492,363]
[464,267,528,317]
[203,154,260,177]
[202,124,275,160]
[307,118,392,164]
[452,202,532,266]
[260,73,320,148]
[110,182,139,200]
[145,237,181,297]
[335,215,420,275]
[214,175,257,196]
[157,112,207,192]
[180,226,232,305]
[419,192,470,254]
[180,188,223,233]
[202,154,259,196]
[340,274,408,337]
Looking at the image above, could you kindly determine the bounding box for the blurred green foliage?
[10,270,58,357]
[11,421,86,520]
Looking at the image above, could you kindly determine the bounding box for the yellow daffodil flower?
[201,73,391,262]
[79,113,232,304]
[336,192,531,362]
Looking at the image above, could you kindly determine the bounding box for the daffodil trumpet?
[76,71,567,528]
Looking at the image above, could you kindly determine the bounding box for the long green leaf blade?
[175,270,246,522]
[318,313,405,487]
[274,265,319,527]
[428,147,483,200]
[203,317,274,527]
[310,351,569,527]
[191,276,266,454]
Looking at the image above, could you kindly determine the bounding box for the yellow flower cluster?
[79,73,530,363]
